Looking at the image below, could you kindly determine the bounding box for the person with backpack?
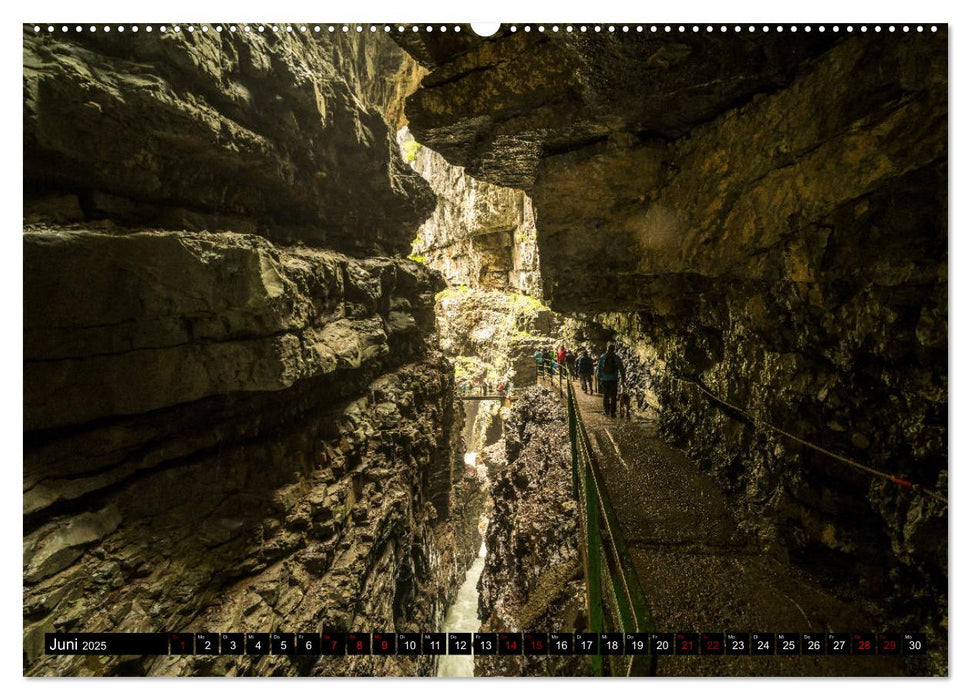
[597,344,626,417]
[577,349,595,394]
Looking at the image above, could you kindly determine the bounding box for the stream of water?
[436,451,488,677]
[437,539,486,677]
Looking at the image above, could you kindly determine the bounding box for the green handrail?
[559,373,657,676]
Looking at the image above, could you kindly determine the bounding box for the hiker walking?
[577,349,594,394]
[597,344,625,418]
[594,349,601,394]
[565,348,577,379]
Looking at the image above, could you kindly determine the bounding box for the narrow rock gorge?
[398,105,586,674]
[23,24,948,678]
[402,127,559,389]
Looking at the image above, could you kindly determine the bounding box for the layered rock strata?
[401,29,949,663]
[399,31,836,189]
[399,121,557,467]
[24,29,432,255]
[23,28,481,677]
[399,123,558,397]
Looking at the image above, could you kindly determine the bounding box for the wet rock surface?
[26,357,480,677]
[475,387,588,677]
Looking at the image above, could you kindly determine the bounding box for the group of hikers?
[533,343,630,419]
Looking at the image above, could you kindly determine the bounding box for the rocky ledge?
[23,227,479,676]
[24,29,433,255]
[401,128,541,297]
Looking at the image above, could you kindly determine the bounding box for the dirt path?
[572,384,907,677]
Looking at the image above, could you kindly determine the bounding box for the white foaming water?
[436,540,487,677]
[464,451,477,467]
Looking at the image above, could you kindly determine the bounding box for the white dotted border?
[30,23,941,35]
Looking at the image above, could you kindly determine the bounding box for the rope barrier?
[536,355,942,506]
[670,376,948,506]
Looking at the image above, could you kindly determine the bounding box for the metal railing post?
[585,465,604,675]
[568,390,579,500]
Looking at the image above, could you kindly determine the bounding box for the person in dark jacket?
[577,349,595,394]
[597,344,625,417]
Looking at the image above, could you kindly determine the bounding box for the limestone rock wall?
[396,119,555,399]
[24,29,433,256]
[475,387,587,677]
[399,31,836,190]
[323,34,427,131]
[397,122,554,409]
[401,128,541,296]
[401,30,948,644]
[23,28,479,677]
[436,286,562,388]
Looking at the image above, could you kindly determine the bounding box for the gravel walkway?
[573,385,907,677]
